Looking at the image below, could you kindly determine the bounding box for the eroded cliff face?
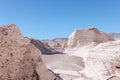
[67,28,114,48]
[0,24,61,80]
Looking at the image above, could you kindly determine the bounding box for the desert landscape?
[0,24,120,80]
[0,0,119,80]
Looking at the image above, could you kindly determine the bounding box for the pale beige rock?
[67,27,114,48]
[81,41,120,80]
[0,24,60,80]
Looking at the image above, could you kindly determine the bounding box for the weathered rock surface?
[0,24,62,80]
[79,41,120,80]
[67,28,114,48]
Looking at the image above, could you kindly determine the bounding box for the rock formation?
[0,24,62,80]
[42,38,67,53]
[67,27,114,48]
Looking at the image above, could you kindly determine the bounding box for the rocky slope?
[0,24,62,80]
[30,38,67,55]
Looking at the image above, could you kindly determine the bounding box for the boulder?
[0,24,61,80]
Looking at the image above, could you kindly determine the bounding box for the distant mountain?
[110,33,120,40]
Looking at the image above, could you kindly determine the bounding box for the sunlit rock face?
[67,27,114,48]
[0,24,61,80]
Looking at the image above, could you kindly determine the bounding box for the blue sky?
[0,0,120,39]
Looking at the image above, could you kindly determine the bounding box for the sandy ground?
[42,54,84,80]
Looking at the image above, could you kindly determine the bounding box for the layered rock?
[67,27,114,48]
[0,24,61,80]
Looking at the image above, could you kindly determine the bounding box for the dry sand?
[42,54,84,80]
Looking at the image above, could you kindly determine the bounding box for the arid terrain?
[0,24,120,80]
